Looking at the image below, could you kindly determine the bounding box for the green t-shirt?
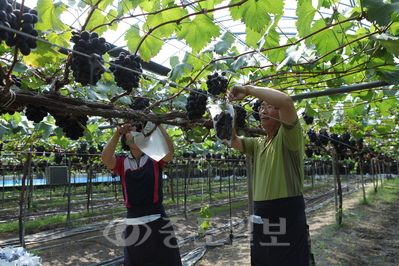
[241,120,304,201]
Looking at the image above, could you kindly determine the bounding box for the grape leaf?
[35,0,69,32]
[229,0,272,33]
[176,14,220,53]
[296,0,317,38]
[263,28,285,63]
[139,0,161,12]
[310,19,340,62]
[169,63,194,81]
[344,103,365,117]
[215,32,235,55]
[23,41,66,68]
[362,0,399,27]
[146,8,188,37]
[85,9,118,35]
[370,33,399,56]
[38,123,53,139]
[0,124,8,139]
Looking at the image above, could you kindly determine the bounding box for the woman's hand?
[116,124,134,135]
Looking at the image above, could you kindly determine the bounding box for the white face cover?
[134,122,170,162]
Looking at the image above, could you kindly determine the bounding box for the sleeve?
[241,137,258,158]
[281,119,304,151]
[111,156,126,176]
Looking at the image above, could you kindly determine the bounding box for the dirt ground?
[196,183,399,266]
[3,182,399,266]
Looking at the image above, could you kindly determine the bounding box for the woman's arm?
[101,131,119,170]
[158,125,174,162]
[101,124,130,169]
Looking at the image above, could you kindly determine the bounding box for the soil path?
[197,182,399,266]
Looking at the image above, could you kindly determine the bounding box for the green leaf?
[23,41,66,67]
[296,0,317,38]
[378,71,399,84]
[197,0,224,9]
[139,33,165,61]
[173,97,188,109]
[0,124,8,139]
[139,0,161,12]
[214,32,235,55]
[375,98,397,116]
[183,52,208,73]
[229,0,272,33]
[169,63,194,81]
[310,19,340,62]
[262,28,285,63]
[374,125,392,133]
[86,87,109,101]
[304,101,318,116]
[357,89,375,101]
[231,56,248,71]
[176,14,220,53]
[35,0,69,32]
[185,126,209,142]
[146,7,188,38]
[85,9,118,35]
[38,123,53,139]
[245,26,265,49]
[344,104,364,117]
[362,0,399,26]
[86,124,97,134]
[97,0,114,10]
[383,87,399,97]
[169,56,180,68]
[125,24,142,55]
[168,127,183,136]
[13,63,28,73]
[95,82,114,96]
[370,33,399,56]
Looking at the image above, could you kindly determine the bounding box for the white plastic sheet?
[135,122,170,162]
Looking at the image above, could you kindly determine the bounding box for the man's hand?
[228,85,247,102]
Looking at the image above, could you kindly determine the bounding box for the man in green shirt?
[227,85,311,266]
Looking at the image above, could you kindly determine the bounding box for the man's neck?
[265,127,279,143]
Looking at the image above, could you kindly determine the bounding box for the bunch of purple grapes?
[25,104,49,123]
[0,0,39,55]
[233,105,247,128]
[109,52,143,92]
[130,97,149,110]
[302,112,314,125]
[185,89,208,120]
[71,31,111,86]
[206,72,228,95]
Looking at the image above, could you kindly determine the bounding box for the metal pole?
[291,81,389,101]
[66,160,72,229]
